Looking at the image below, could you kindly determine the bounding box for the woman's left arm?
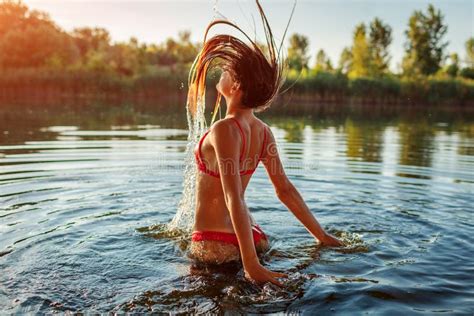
[261,127,344,247]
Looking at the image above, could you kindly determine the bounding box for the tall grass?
[0,68,473,107]
[281,70,474,107]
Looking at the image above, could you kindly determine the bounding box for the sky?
[24,0,473,72]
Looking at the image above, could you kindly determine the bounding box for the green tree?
[465,37,474,67]
[0,0,29,37]
[0,0,78,68]
[175,30,199,64]
[287,33,310,72]
[71,27,111,59]
[338,46,352,74]
[349,23,371,78]
[459,37,474,79]
[444,53,459,77]
[155,30,199,67]
[368,17,392,76]
[402,4,448,77]
[313,49,333,72]
[107,40,139,76]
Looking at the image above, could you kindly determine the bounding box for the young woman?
[186,1,343,287]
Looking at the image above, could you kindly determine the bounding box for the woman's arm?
[211,120,287,285]
[276,179,343,246]
[261,126,344,247]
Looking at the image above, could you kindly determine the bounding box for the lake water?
[1,103,473,314]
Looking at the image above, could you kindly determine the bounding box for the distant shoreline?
[0,69,473,108]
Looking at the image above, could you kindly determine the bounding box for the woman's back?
[193,116,268,233]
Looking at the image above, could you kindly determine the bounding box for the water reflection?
[344,118,384,163]
[457,122,474,156]
[398,120,435,168]
[0,102,188,147]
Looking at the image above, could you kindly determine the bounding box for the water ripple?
[1,113,473,313]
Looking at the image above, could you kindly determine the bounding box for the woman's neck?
[223,95,255,120]
[226,106,255,120]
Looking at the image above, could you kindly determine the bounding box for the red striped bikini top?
[194,117,267,178]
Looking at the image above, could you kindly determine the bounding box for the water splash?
[167,94,207,234]
[166,0,228,235]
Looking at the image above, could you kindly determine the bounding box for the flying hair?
[186,0,297,126]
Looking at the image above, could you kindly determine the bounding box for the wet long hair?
[187,0,295,125]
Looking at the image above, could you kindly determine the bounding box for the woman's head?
[187,0,294,123]
[216,44,279,111]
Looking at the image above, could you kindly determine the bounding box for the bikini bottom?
[191,224,268,247]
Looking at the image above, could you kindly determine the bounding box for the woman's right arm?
[261,125,344,247]
[212,120,288,286]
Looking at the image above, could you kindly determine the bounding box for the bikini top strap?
[197,129,211,164]
[258,126,267,160]
[230,117,245,161]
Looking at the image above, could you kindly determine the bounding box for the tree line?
[286,4,473,79]
[0,1,472,106]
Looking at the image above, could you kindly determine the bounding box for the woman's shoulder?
[211,116,269,134]
[210,117,236,128]
[254,117,270,135]
[208,118,240,137]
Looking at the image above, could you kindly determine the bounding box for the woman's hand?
[319,232,345,247]
[244,261,288,287]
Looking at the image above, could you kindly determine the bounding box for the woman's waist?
[194,207,255,232]
[191,223,268,246]
[192,222,263,235]
[193,216,235,233]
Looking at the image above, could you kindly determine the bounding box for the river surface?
[0,103,473,314]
